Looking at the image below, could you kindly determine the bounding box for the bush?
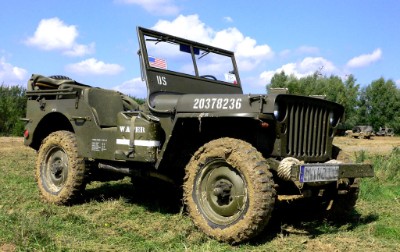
[0,85,27,136]
[373,147,400,182]
[360,147,400,201]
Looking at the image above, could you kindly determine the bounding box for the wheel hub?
[43,147,69,191]
[196,159,248,225]
[51,160,64,178]
[213,180,233,205]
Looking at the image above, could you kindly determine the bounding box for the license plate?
[299,165,339,183]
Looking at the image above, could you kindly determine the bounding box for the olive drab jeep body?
[23,27,374,244]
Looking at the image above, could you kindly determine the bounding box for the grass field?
[1,137,399,251]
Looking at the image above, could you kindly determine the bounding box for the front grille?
[273,95,344,161]
[285,102,330,158]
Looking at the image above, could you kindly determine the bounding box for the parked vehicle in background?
[345,125,374,139]
[376,127,394,137]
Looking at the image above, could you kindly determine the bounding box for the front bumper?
[290,163,374,183]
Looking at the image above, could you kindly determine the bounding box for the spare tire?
[48,75,72,80]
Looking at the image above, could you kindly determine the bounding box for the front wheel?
[326,179,360,220]
[36,131,86,204]
[184,138,276,244]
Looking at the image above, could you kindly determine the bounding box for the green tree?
[338,75,360,128]
[359,78,400,132]
[268,71,288,88]
[0,85,27,136]
[267,71,304,94]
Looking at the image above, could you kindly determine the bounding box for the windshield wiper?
[146,38,166,44]
[198,51,210,60]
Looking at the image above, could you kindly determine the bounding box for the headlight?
[274,103,287,122]
[329,111,341,127]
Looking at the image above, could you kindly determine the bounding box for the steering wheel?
[200,75,217,81]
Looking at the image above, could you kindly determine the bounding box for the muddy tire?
[36,131,86,204]
[184,138,276,244]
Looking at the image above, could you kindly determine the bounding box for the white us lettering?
[156,75,167,86]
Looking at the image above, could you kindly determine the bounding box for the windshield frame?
[137,27,241,87]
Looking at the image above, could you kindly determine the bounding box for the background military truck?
[23,27,373,244]
[376,127,394,137]
[345,125,374,139]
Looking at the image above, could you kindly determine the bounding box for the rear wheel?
[184,138,276,244]
[36,131,86,204]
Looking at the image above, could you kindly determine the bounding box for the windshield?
[144,35,238,84]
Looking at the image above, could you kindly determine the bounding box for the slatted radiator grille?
[286,103,329,157]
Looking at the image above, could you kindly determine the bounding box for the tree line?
[1,73,399,136]
[0,85,26,136]
[267,71,400,133]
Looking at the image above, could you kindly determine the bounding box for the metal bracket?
[128,116,137,157]
[39,98,46,110]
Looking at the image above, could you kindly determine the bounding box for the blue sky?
[1,0,399,97]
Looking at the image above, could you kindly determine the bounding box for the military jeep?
[345,125,374,139]
[23,27,373,244]
[376,127,394,137]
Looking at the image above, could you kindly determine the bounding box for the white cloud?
[64,43,96,57]
[296,46,320,55]
[223,16,233,23]
[300,57,336,73]
[234,33,272,59]
[66,58,124,75]
[0,57,28,85]
[25,18,76,50]
[346,48,382,68]
[259,71,277,86]
[234,36,273,71]
[113,77,147,98]
[116,0,179,16]
[211,27,242,50]
[396,79,400,88]
[260,57,337,84]
[279,49,291,58]
[277,46,319,61]
[25,17,95,57]
[152,15,273,71]
[153,15,213,44]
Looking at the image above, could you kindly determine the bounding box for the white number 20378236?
[193,98,242,110]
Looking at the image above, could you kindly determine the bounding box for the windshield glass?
[144,35,237,84]
[196,48,237,84]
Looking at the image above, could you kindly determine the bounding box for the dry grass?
[334,136,400,156]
